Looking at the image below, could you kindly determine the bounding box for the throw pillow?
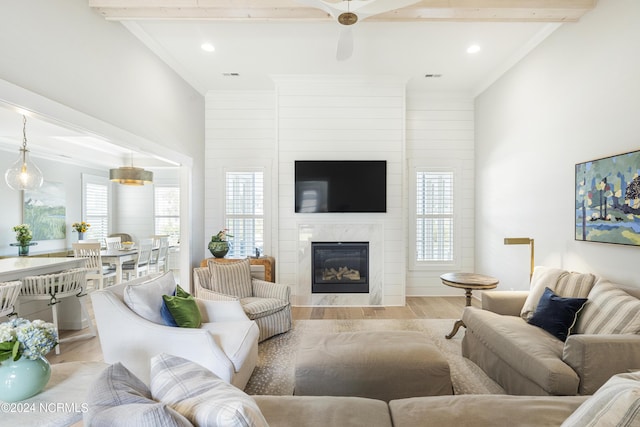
[150,353,269,427]
[85,362,193,427]
[527,287,588,341]
[521,266,595,321]
[207,259,253,299]
[162,285,201,328]
[160,289,179,327]
[520,266,568,321]
[123,271,177,324]
[561,371,640,427]
[575,280,640,335]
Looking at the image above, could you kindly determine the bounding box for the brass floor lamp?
[503,237,535,280]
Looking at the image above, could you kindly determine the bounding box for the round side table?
[441,272,499,339]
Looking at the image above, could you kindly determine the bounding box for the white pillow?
[123,271,177,324]
[150,353,269,427]
[561,371,640,427]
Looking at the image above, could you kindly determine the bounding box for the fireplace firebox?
[311,242,369,293]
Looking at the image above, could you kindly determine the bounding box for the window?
[155,186,180,246]
[82,174,109,243]
[410,163,460,269]
[224,170,264,258]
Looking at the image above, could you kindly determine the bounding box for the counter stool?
[20,268,96,355]
[0,281,22,318]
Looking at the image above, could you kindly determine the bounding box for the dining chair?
[0,281,22,319]
[72,242,117,290]
[122,238,154,280]
[105,236,122,250]
[20,268,96,355]
[150,235,169,274]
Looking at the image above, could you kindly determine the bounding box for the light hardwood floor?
[47,296,478,365]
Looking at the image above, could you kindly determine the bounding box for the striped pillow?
[150,353,268,427]
[575,280,640,335]
[207,259,253,299]
[561,371,640,427]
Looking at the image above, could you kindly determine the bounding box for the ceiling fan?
[299,0,420,60]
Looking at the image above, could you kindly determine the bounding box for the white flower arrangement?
[0,318,58,362]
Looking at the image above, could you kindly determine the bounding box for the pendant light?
[4,115,44,191]
[109,152,153,186]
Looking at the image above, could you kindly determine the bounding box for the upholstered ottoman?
[294,331,453,402]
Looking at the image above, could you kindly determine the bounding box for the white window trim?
[409,159,462,271]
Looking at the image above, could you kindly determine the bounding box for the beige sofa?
[85,352,640,426]
[462,267,640,396]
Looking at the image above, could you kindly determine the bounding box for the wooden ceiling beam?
[88,0,598,22]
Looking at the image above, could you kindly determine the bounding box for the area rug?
[244,318,505,396]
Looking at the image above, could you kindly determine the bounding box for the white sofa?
[90,272,259,388]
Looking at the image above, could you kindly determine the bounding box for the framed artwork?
[575,149,640,246]
[24,181,66,241]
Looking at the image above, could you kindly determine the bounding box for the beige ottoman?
[294,330,453,402]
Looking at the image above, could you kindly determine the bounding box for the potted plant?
[0,318,58,402]
[71,221,91,240]
[208,229,233,258]
[12,224,35,256]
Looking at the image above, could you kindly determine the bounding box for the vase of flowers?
[208,229,233,258]
[12,224,35,256]
[72,221,90,241]
[0,318,57,402]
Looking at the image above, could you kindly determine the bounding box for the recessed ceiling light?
[201,43,215,52]
[222,73,240,77]
[467,44,481,54]
[424,74,442,78]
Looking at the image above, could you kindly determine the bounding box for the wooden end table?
[441,272,499,339]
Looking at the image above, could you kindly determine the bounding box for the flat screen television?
[295,160,387,213]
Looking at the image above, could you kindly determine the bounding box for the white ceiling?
[125,20,561,95]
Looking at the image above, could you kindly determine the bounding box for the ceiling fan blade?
[336,27,354,61]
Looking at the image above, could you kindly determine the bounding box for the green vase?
[0,356,51,402]
[208,241,230,258]
[18,245,30,256]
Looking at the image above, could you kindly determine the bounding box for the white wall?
[0,0,205,273]
[475,0,640,290]
[405,93,476,295]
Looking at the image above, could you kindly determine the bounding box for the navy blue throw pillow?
[528,287,588,341]
[160,288,179,327]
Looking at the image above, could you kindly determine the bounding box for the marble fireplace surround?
[297,223,383,306]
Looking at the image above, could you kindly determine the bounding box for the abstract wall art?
[575,149,640,246]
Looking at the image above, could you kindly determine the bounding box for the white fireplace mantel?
[296,223,384,306]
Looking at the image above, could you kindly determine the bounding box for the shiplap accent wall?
[274,76,406,306]
[113,184,155,242]
[405,94,475,296]
[204,80,475,305]
[204,91,277,256]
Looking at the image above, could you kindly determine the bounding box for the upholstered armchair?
[194,258,292,342]
[91,271,259,388]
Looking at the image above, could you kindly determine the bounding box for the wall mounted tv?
[295,160,387,213]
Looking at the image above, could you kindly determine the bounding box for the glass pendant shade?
[5,148,44,191]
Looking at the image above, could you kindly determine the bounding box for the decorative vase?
[208,241,230,258]
[19,244,30,256]
[77,232,84,241]
[0,356,51,402]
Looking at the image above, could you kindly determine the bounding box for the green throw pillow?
[162,285,201,328]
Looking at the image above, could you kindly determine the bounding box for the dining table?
[100,247,138,284]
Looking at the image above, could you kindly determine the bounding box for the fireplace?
[311,242,369,293]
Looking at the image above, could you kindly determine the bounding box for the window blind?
[416,171,454,262]
[225,171,264,258]
[155,186,180,246]
[83,177,109,243]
